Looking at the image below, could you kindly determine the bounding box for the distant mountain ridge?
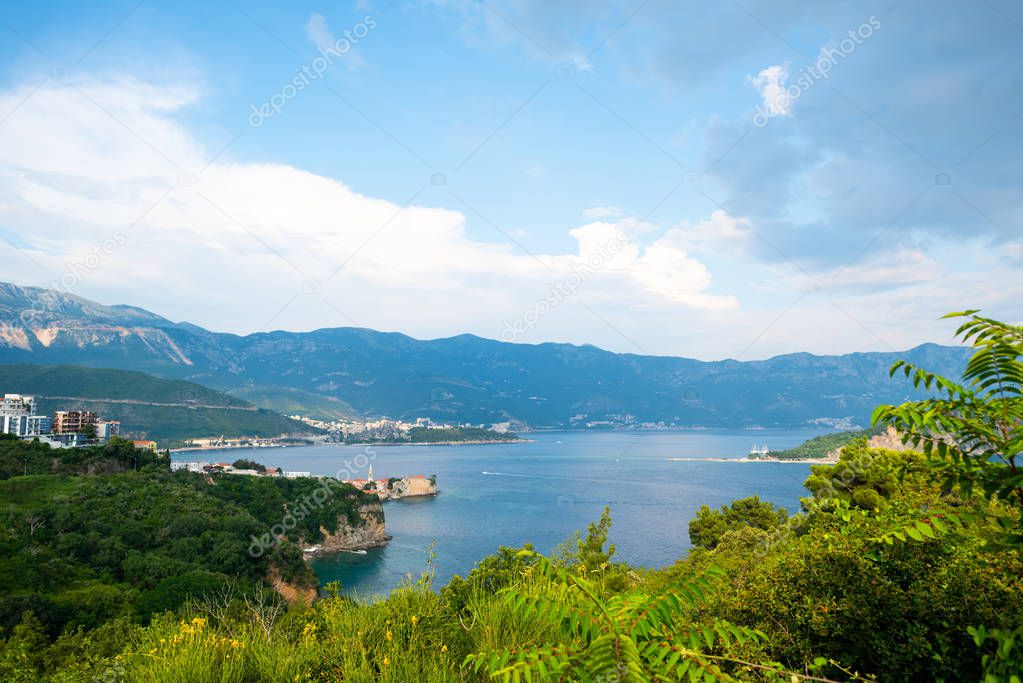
[0,282,972,428]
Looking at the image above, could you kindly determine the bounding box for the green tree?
[802,440,926,511]
[873,311,1023,539]
[689,496,789,550]
[231,458,266,472]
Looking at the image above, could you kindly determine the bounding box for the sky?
[0,0,1021,360]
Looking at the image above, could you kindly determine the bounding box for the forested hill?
[0,436,378,654]
[0,282,971,428]
[0,364,313,444]
[0,364,247,406]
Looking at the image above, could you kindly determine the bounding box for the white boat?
[749,444,770,456]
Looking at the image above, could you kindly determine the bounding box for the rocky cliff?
[866,426,916,452]
[309,501,390,554]
[385,476,437,499]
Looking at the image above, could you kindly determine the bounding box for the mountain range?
[0,282,971,428]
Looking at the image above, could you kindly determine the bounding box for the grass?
[0,475,77,508]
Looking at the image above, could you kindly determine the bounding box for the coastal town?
[288,415,521,443]
[0,392,157,451]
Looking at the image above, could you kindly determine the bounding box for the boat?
[749,444,770,457]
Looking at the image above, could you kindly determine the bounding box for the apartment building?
[0,394,36,436]
[96,420,121,440]
[52,410,99,435]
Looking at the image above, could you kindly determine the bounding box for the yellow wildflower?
[385,630,393,641]
[441,644,448,653]
[410,616,418,627]
[383,657,390,666]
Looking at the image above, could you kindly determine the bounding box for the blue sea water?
[174,429,829,596]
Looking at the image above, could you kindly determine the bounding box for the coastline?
[170,437,528,454]
[668,456,837,464]
[342,438,528,447]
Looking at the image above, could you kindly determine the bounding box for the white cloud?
[305,13,334,52]
[304,13,365,71]
[0,77,736,345]
[750,64,790,115]
[665,209,750,252]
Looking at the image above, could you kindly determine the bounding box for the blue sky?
[0,1,1021,359]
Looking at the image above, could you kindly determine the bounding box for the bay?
[173,429,829,596]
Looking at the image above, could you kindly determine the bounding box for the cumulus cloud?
[0,77,735,344]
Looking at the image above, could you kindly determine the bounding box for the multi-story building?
[0,394,36,436]
[96,420,121,441]
[26,415,52,436]
[53,410,99,435]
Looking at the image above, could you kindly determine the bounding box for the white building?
[0,394,36,437]
[96,420,121,441]
[26,415,51,436]
[171,461,211,472]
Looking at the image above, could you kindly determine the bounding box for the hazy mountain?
[0,283,971,428]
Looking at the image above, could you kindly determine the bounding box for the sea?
[172,429,830,597]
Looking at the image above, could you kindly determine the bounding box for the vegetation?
[346,426,520,444]
[407,427,519,443]
[688,496,789,549]
[0,434,167,479]
[0,363,315,444]
[231,458,267,472]
[0,312,1021,681]
[763,429,872,460]
[873,311,1023,541]
[226,384,360,421]
[0,364,250,407]
[0,437,378,678]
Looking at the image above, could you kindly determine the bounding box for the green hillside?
[0,436,376,654]
[226,384,360,421]
[0,364,248,406]
[0,365,315,445]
